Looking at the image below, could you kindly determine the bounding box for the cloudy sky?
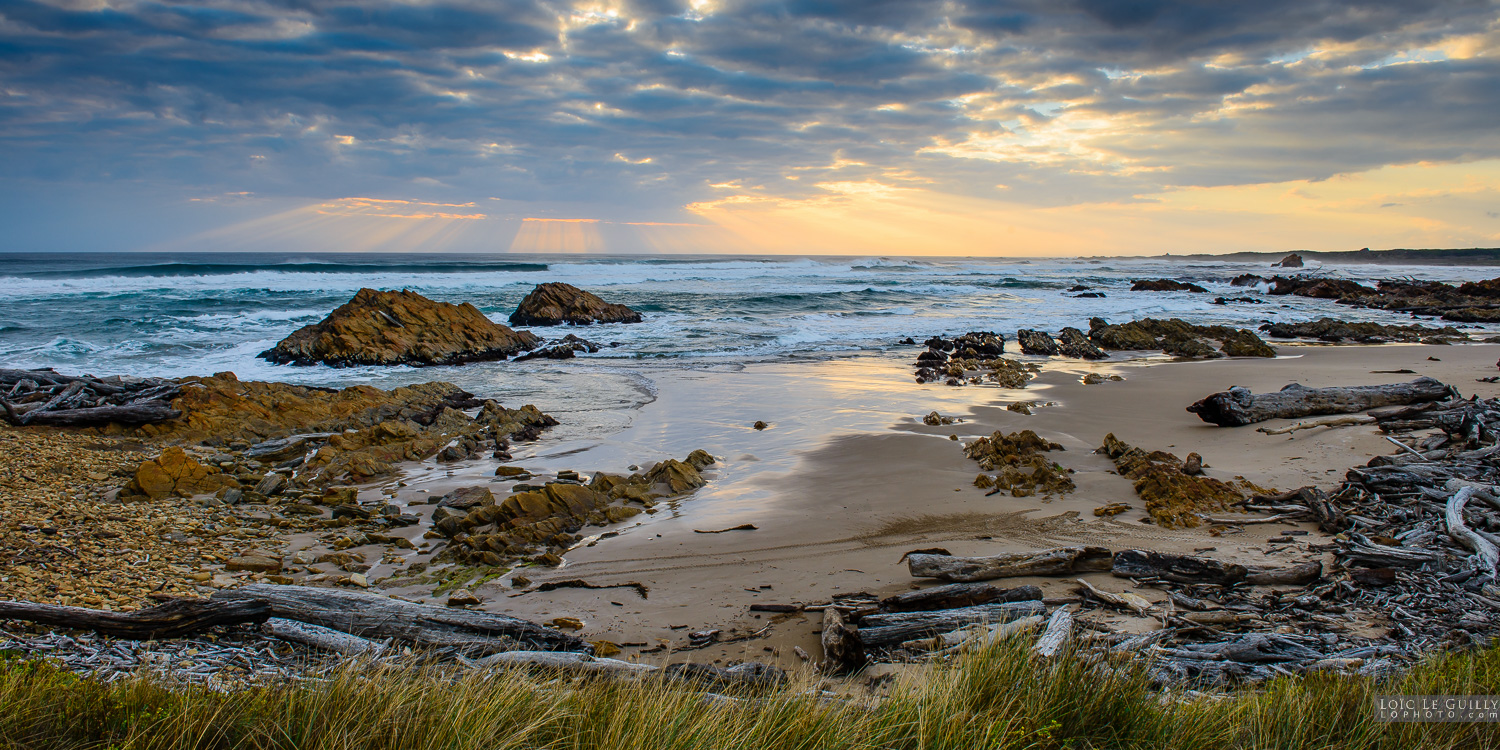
[2,0,1498,255]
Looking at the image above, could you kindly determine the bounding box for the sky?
[1,0,1498,256]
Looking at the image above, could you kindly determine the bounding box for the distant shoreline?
[1140,246,1500,266]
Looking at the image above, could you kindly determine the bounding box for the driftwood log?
[0,367,184,427]
[213,584,586,655]
[476,650,655,676]
[261,618,385,656]
[1244,561,1323,586]
[906,546,1113,582]
[1032,608,1074,657]
[1186,377,1455,427]
[879,583,1041,613]
[819,606,864,674]
[858,600,1046,648]
[7,402,182,427]
[1112,550,1248,585]
[1446,486,1499,580]
[0,598,269,639]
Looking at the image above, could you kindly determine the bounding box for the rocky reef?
[1131,279,1207,293]
[508,282,643,326]
[259,288,539,367]
[911,332,1037,387]
[1261,318,1464,344]
[1234,274,1500,323]
[435,450,716,567]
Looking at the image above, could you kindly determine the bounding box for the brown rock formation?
[1131,279,1207,293]
[122,446,239,501]
[259,288,539,367]
[509,283,643,326]
[1098,434,1265,528]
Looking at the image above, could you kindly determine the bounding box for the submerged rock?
[259,288,539,367]
[1131,279,1207,293]
[509,282,643,326]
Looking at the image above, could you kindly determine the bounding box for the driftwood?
[0,368,183,427]
[858,600,1046,648]
[1032,607,1074,657]
[906,546,1113,582]
[0,598,269,639]
[1244,561,1323,586]
[1256,415,1375,435]
[879,583,1041,613]
[1112,550,1248,585]
[214,584,586,655]
[1186,377,1455,427]
[819,606,864,674]
[1075,579,1151,615]
[1446,486,1499,580]
[909,615,1043,655]
[261,618,385,655]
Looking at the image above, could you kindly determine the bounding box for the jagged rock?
[1056,327,1107,359]
[1131,279,1207,293]
[1274,253,1304,268]
[1088,318,1159,350]
[509,283,642,327]
[1162,333,1221,359]
[122,447,239,501]
[1016,329,1060,356]
[446,589,481,607]
[1457,278,1500,298]
[259,288,539,367]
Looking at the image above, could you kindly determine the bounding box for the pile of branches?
[0,368,182,427]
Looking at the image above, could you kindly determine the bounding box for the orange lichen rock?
[1098,433,1267,529]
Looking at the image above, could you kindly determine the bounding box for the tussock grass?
[2,638,1499,749]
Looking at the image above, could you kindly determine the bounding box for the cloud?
[0,0,1497,251]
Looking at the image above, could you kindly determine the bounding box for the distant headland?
[1150,247,1500,266]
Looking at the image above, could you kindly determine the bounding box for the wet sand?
[385,342,1499,667]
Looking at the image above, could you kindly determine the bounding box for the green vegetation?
[2,637,1499,749]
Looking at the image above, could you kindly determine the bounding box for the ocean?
[1,252,1495,441]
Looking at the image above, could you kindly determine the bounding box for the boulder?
[1274,253,1304,268]
[258,288,539,367]
[1220,329,1276,358]
[124,447,239,501]
[436,486,495,510]
[509,283,642,326]
[1016,329,1060,356]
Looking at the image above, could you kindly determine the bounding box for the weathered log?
[1256,415,1375,435]
[1447,486,1499,580]
[1032,607,1073,657]
[662,661,787,690]
[1112,550,1248,585]
[1076,579,1151,615]
[858,600,1046,648]
[213,584,586,655]
[879,583,1042,613]
[262,618,385,655]
[1244,561,1323,586]
[1186,377,1455,427]
[906,546,1113,582]
[4,402,183,427]
[0,597,269,639]
[905,615,1043,654]
[819,605,864,674]
[1340,537,1444,568]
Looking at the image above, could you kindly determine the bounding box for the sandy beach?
[351,341,1500,666]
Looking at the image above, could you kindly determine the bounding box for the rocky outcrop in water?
[1087,318,1276,359]
[1131,279,1207,293]
[259,289,539,367]
[910,332,1035,387]
[1260,318,1462,344]
[509,283,643,326]
[1274,253,1304,268]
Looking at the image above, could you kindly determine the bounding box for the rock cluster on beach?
[509,282,643,326]
[966,430,1075,498]
[259,288,540,367]
[1087,318,1276,358]
[1098,434,1268,528]
[912,332,1038,387]
[436,450,716,567]
[1261,318,1463,344]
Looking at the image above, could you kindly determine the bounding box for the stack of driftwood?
[0,368,182,426]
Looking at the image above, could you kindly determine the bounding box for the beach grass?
[1,638,1498,749]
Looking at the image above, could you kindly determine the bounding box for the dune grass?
[1,638,1498,749]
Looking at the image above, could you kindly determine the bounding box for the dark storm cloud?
[0,0,1496,219]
